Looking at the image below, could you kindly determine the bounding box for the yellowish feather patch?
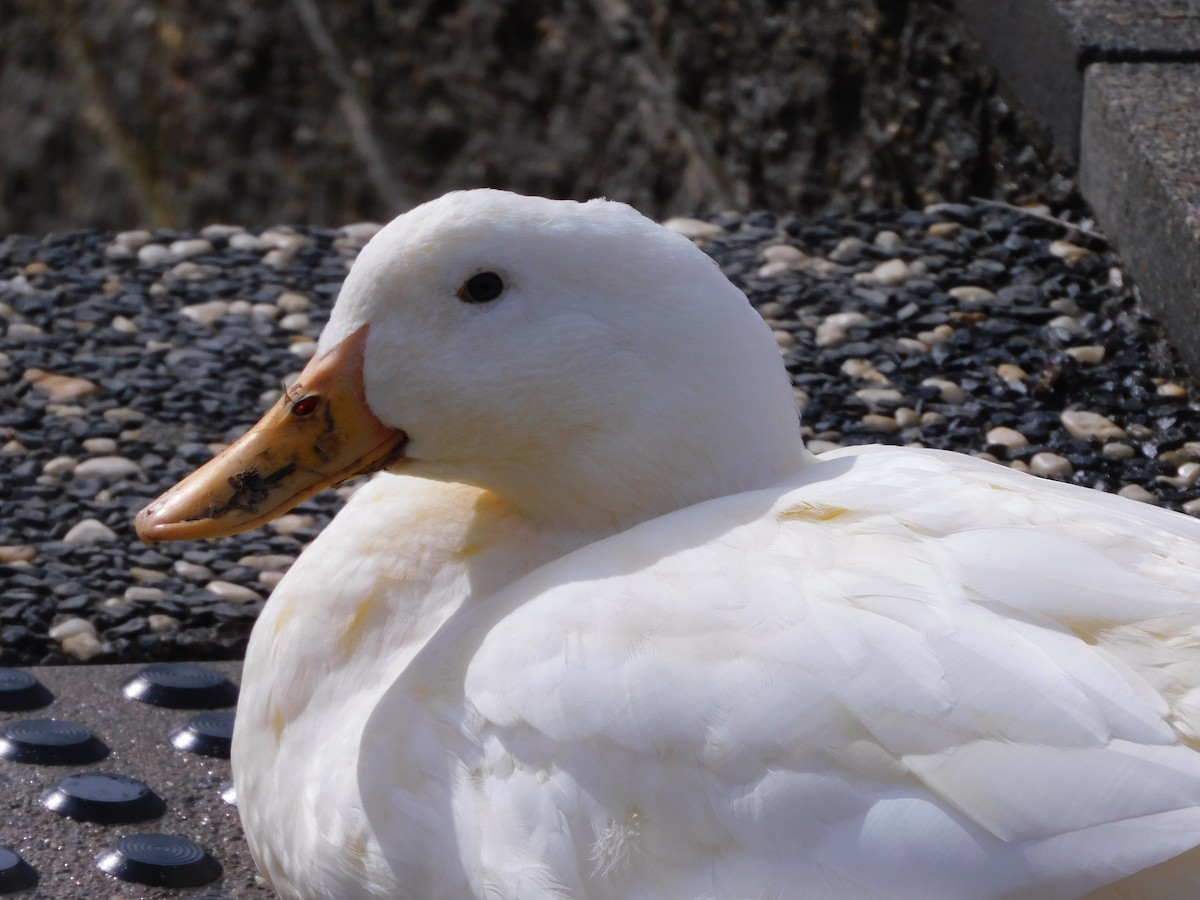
[337,594,384,661]
[778,502,850,523]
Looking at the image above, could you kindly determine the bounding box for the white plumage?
[144,190,1200,898]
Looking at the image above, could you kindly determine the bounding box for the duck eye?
[459,271,504,304]
[290,395,319,417]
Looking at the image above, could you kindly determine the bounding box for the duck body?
[238,446,1200,899]
[137,190,1200,898]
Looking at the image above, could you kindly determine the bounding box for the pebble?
[986,426,1029,450]
[7,322,44,339]
[125,586,166,603]
[74,456,142,479]
[661,217,725,240]
[63,518,118,545]
[290,340,319,360]
[61,632,105,662]
[49,617,97,642]
[279,312,312,331]
[1047,315,1087,337]
[110,315,139,334]
[82,436,118,454]
[271,513,317,536]
[1066,345,1105,364]
[862,414,900,433]
[773,330,796,349]
[337,222,384,244]
[169,238,213,259]
[949,285,996,302]
[761,244,808,266]
[128,567,168,583]
[921,378,967,404]
[0,545,36,563]
[148,614,181,634]
[1049,240,1090,263]
[1060,410,1127,441]
[277,291,313,313]
[229,232,269,252]
[873,230,903,251]
[137,243,172,265]
[829,236,865,261]
[816,312,871,347]
[180,299,232,325]
[894,407,920,428]
[1158,382,1188,399]
[927,221,961,237]
[1102,442,1136,460]
[1117,484,1157,504]
[996,363,1028,382]
[855,388,905,409]
[115,229,154,250]
[857,258,911,287]
[1030,452,1073,478]
[42,456,78,476]
[206,580,264,603]
[1185,499,1200,516]
[200,223,246,239]
[23,368,99,401]
[168,261,217,280]
[1158,462,1200,489]
[174,560,214,580]
[258,571,286,590]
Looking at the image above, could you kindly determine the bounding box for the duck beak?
[135,324,408,543]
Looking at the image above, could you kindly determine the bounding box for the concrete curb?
[955,0,1200,372]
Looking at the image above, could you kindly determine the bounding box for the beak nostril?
[290,395,320,417]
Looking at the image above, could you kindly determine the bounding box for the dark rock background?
[0,0,1071,235]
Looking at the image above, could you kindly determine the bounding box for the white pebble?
[2,440,26,455]
[169,238,213,259]
[807,439,843,454]
[258,571,286,590]
[1060,410,1127,441]
[260,228,310,251]
[200,223,246,239]
[996,363,1028,382]
[1102,442,1135,460]
[1184,498,1200,517]
[49,617,97,641]
[829,237,865,261]
[757,301,786,320]
[238,553,297,571]
[206,580,263,603]
[761,244,808,266]
[921,378,967,404]
[110,315,139,334]
[263,248,294,267]
[1158,382,1188,398]
[661,217,724,240]
[894,407,920,428]
[1049,297,1083,316]
[1158,462,1200,489]
[63,518,117,544]
[276,291,312,313]
[42,456,78,476]
[858,258,911,287]
[873,230,903,251]
[252,302,280,320]
[0,545,35,564]
[1065,345,1105,364]
[148,614,181,634]
[115,229,154,250]
[8,323,45,340]
[174,560,214,580]
[927,221,961,237]
[1030,452,1073,478]
[180,300,231,325]
[290,340,319,360]
[855,388,905,410]
[816,312,870,347]
[82,437,118,454]
[1047,315,1087,337]
[894,337,928,355]
[167,261,216,280]
[757,261,793,279]
[1118,484,1157,504]
[62,632,104,662]
[986,426,1029,450]
[228,299,254,316]
[229,232,269,252]
[124,586,166,603]
[948,286,996,302]
[137,243,172,265]
[1049,240,1090,263]
[862,414,900,433]
[271,513,315,535]
[279,313,312,332]
[74,456,142,479]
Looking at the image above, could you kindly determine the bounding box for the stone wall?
[0,0,1070,233]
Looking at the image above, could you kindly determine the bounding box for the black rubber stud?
[170,711,235,759]
[0,846,37,893]
[42,773,165,824]
[122,663,238,709]
[0,719,108,765]
[95,834,221,888]
[0,668,53,712]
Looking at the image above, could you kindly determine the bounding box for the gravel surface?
[2,202,1198,667]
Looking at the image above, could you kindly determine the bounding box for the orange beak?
[135,324,407,543]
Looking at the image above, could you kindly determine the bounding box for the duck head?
[136,190,808,542]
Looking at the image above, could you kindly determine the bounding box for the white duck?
[137,190,1200,900]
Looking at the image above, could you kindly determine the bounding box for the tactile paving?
[0,662,271,897]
